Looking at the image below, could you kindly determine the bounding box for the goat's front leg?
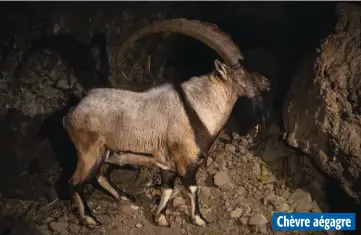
[179,167,208,227]
[154,169,177,227]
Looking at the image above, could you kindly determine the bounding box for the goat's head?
[115,18,270,101]
[213,59,270,100]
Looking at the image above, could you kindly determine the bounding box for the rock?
[232,132,241,141]
[252,162,261,176]
[68,224,80,234]
[213,171,233,191]
[236,186,247,196]
[240,203,252,216]
[215,155,227,170]
[262,143,286,163]
[240,155,249,163]
[276,202,291,212]
[280,189,291,199]
[240,217,249,225]
[135,223,142,228]
[225,144,236,153]
[199,186,211,201]
[283,2,361,203]
[206,157,213,167]
[289,188,313,212]
[221,183,233,192]
[294,196,313,212]
[269,197,291,212]
[259,225,269,234]
[311,200,322,212]
[49,222,69,233]
[230,208,243,218]
[130,205,139,210]
[119,204,136,217]
[248,213,268,226]
[289,188,308,202]
[265,184,275,193]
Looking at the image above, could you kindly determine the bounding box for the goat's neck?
[181,74,237,138]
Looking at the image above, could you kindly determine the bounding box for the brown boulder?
[284,3,361,201]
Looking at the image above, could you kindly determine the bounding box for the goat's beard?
[250,95,264,111]
[250,95,266,125]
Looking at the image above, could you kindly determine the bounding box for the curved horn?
[115,18,244,70]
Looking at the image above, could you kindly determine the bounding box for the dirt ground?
[0,122,332,235]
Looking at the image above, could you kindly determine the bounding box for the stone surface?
[119,204,136,217]
[248,213,268,226]
[198,186,211,201]
[225,144,236,153]
[252,162,261,176]
[269,196,291,212]
[230,208,243,218]
[213,171,233,191]
[283,2,361,202]
[49,222,69,233]
[289,188,313,212]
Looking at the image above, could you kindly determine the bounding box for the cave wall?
[284,3,361,202]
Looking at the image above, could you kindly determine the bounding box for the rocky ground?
[0,122,335,235]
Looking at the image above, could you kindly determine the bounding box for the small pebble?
[225,144,236,153]
[248,213,268,226]
[231,208,243,218]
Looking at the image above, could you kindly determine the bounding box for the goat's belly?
[105,151,176,172]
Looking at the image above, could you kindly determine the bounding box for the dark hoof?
[191,215,208,227]
[81,215,102,228]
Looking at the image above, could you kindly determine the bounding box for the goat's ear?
[214,59,229,80]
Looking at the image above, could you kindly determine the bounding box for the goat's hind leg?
[96,162,135,202]
[154,169,177,227]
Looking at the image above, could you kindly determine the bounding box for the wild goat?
[63,18,270,227]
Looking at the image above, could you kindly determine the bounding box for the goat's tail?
[62,106,75,129]
[62,116,67,129]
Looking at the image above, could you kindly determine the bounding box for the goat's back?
[66,86,189,154]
